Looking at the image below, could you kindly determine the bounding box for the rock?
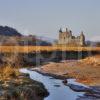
[62,80,68,84]
[76,96,99,100]
[89,86,100,94]
[54,85,60,87]
[77,92,100,100]
[68,84,100,100]
[67,84,90,92]
[85,93,100,98]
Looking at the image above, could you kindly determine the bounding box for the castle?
[58,28,85,46]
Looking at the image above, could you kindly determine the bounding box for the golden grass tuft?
[0,66,19,79]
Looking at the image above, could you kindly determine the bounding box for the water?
[20,68,85,100]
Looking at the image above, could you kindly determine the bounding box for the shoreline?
[0,68,49,100]
[33,55,100,86]
[30,67,100,99]
[31,68,69,80]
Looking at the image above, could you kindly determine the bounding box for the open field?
[0,46,100,53]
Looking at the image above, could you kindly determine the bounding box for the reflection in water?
[20,68,85,100]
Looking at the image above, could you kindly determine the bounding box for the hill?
[0,26,52,46]
[86,41,100,47]
[0,26,22,36]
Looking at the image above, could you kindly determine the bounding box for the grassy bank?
[37,55,100,86]
[0,66,49,100]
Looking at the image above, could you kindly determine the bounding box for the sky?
[0,0,100,41]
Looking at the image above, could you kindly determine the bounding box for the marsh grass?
[0,46,100,53]
[0,66,20,79]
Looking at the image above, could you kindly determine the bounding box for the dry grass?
[0,66,19,79]
[0,46,100,53]
[40,55,100,86]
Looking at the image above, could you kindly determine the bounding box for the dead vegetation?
[40,55,100,86]
[0,46,100,53]
[0,51,49,100]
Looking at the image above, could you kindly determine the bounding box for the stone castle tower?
[58,28,85,46]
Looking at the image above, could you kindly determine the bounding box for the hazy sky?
[0,0,100,41]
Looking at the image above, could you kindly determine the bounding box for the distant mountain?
[0,26,53,46]
[0,26,22,36]
[17,35,52,46]
[36,36,56,43]
[86,41,100,47]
